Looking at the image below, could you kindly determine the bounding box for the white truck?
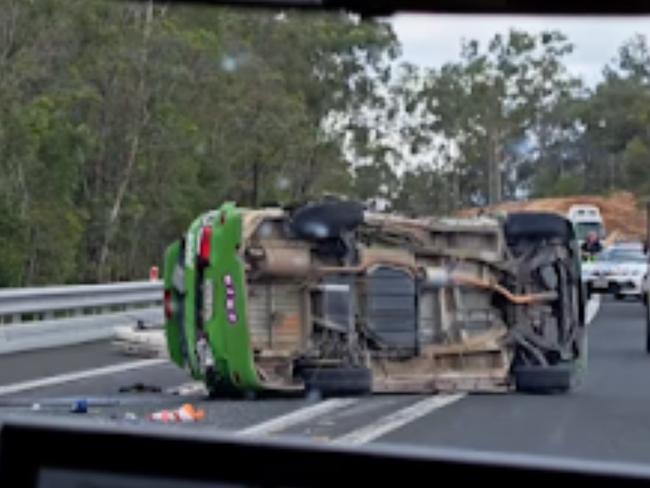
[567,204,606,245]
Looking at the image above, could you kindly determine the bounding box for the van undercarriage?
[164,201,586,396]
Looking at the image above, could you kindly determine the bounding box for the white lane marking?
[238,398,357,436]
[0,359,168,396]
[333,394,465,445]
[586,295,601,325]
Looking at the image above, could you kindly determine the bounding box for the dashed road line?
[238,398,357,437]
[0,359,168,396]
[333,394,466,445]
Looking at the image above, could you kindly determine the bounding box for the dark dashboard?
[2,416,650,487]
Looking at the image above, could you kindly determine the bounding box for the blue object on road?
[71,399,88,414]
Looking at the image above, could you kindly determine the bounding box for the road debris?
[112,326,167,358]
[0,397,121,411]
[118,382,162,394]
[166,382,208,397]
[124,412,138,422]
[70,399,89,414]
[108,412,139,423]
[149,403,205,423]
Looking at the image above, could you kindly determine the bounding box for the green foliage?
[532,171,584,198]
[1,1,649,286]
[0,1,397,284]
[397,30,582,206]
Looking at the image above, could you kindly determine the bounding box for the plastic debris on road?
[118,382,162,393]
[166,382,208,397]
[112,326,167,358]
[70,399,89,414]
[149,403,205,423]
[108,412,139,424]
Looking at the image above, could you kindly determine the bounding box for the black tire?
[511,250,583,395]
[504,212,575,244]
[615,293,625,301]
[289,200,364,241]
[513,363,575,394]
[301,367,372,397]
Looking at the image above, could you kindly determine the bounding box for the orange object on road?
[149,403,205,423]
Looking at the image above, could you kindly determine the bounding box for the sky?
[388,14,650,87]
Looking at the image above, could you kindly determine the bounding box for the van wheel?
[513,363,575,394]
[301,367,372,397]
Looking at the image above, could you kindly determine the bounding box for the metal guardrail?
[0,309,164,355]
[0,281,163,322]
[0,281,164,355]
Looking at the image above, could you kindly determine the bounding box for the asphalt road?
[379,297,650,462]
[0,340,135,386]
[1,297,650,466]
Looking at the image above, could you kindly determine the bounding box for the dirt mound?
[459,192,647,241]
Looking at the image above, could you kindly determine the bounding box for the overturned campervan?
[163,200,586,397]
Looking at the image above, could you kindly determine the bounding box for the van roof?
[567,204,602,221]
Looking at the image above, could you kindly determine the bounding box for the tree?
[0,1,401,284]
[392,30,580,207]
[561,34,650,199]
[2,1,648,286]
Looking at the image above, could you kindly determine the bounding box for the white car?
[583,246,648,300]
